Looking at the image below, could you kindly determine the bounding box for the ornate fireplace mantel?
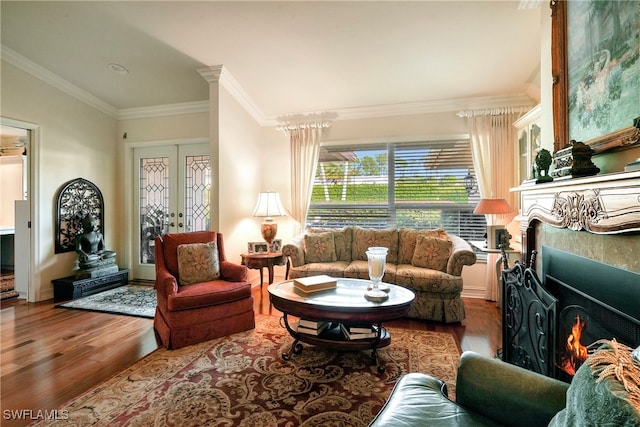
[514,171,640,257]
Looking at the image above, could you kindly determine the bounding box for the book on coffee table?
[299,319,327,329]
[293,275,337,293]
[343,323,376,334]
[293,320,329,336]
[340,323,378,340]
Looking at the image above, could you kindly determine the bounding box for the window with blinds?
[306,140,486,243]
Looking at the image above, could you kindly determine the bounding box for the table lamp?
[253,191,287,245]
[473,198,512,249]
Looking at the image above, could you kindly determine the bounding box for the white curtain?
[285,122,329,235]
[466,110,522,301]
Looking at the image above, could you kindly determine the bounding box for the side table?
[470,241,521,306]
[240,252,285,288]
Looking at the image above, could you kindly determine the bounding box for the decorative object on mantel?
[551,140,600,178]
[533,149,554,183]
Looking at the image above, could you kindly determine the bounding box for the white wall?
[119,112,209,142]
[1,60,119,301]
[218,85,264,262]
[325,112,468,145]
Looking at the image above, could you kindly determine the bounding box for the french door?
[133,143,211,279]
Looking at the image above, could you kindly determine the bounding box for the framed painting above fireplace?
[551,0,640,154]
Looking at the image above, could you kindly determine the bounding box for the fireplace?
[502,246,640,381]
[506,171,640,379]
[543,246,640,381]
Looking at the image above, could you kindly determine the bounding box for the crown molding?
[261,94,536,127]
[118,101,209,120]
[1,45,119,119]
[197,65,266,125]
[317,94,536,122]
[3,44,537,126]
[196,65,223,83]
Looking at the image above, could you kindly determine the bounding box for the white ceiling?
[1,1,542,122]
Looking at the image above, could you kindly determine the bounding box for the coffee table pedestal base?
[280,313,391,373]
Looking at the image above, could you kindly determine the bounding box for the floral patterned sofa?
[282,227,476,323]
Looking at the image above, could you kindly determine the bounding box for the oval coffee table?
[268,278,415,372]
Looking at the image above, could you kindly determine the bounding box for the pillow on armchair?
[411,235,452,272]
[177,241,221,285]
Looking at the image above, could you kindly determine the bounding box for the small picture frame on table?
[270,239,282,253]
[248,242,268,254]
[496,229,513,250]
[254,242,269,254]
[487,225,507,250]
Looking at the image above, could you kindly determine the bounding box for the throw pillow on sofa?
[398,228,448,264]
[411,235,452,272]
[352,227,399,264]
[307,227,352,262]
[304,231,338,263]
[177,241,221,285]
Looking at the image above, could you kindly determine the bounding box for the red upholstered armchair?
[154,231,255,349]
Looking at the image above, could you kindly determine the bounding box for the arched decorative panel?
[55,178,104,254]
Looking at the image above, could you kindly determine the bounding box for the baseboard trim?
[462,287,486,299]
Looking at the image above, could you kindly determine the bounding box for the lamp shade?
[473,198,512,215]
[253,191,287,218]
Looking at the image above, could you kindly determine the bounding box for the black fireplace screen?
[502,261,557,377]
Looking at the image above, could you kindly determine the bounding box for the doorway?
[0,122,32,300]
[132,143,211,280]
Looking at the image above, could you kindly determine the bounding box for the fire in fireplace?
[562,313,588,375]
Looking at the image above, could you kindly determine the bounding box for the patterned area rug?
[34,315,460,426]
[0,272,19,300]
[57,284,156,318]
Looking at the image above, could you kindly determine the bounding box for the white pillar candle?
[370,256,384,277]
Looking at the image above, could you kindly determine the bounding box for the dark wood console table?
[52,268,129,301]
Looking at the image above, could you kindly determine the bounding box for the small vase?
[366,247,388,300]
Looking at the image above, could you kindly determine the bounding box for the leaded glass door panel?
[133,144,210,280]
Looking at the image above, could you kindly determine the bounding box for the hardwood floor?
[1,277,501,426]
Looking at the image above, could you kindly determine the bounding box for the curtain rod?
[276,121,332,132]
[456,106,530,118]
